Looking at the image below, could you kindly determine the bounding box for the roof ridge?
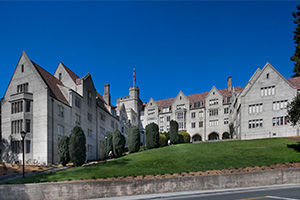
[59,62,81,84]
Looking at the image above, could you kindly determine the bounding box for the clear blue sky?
[0,1,298,105]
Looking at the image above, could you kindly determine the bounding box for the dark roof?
[60,62,81,85]
[31,60,69,105]
[287,76,300,89]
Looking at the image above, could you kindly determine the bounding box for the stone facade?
[1,51,120,165]
[117,63,300,142]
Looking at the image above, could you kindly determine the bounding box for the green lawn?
[8,138,300,184]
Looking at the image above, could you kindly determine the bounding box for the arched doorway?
[192,134,202,142]
[222,132,230,140]
[208,132,219,140]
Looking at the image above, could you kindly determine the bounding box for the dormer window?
[21,64,24,73]
[266,73,269,79]
[180,96,182,100]
[59,73,62,81]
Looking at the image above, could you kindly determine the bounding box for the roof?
[154,86,243,108]
[287,76,300,89]
[31,60,69,105]
[60,62,81,85]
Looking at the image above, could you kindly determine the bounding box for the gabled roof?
[287,76,300,89]
[31,60,69,105]
[59,62,81,85]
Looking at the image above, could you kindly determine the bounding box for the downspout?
[96,106,98,159]
[51,97,54,164]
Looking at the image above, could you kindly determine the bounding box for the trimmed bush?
[99,140,105,160]
[104,131,113,158]
[128,126,140,153]
[170,120,179,144]
[69,126,86,166]
[161,131,170,141]
[112,130,125,158]
[159,134,168,147]
[57,135,70,166]
[178,131,191,143]
[145,123,159,149]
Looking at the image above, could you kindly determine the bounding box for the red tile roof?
[288,76,300,89]
[60,62,81,85]
[31,60,69,105]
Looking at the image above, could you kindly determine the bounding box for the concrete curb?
[0,167,300,200]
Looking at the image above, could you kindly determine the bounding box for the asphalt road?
[98,184,300,200]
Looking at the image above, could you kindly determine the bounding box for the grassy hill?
[9,138,300,184]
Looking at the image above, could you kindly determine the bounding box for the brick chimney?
[227,76,232,91]
[103,84,111,105]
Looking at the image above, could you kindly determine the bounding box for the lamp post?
[20,131,27,178]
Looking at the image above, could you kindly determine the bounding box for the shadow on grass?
[106,158,131,166]
[287,142,300,152]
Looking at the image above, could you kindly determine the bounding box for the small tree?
[128,126,140,153]
[159,134,168,147]
[291,5,300,77]
[145,123,159,149]
[287,93,300,126]
[58,135,70,166]
[104,131,113,158]
[69,126,86,166]
[170,120,179,144]
[178,131,191,143]
[112,130,125,158]
[229,123,234,139]
[99,140,105,160]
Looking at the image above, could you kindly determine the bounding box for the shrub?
[69,126,86,166]
[159,134,168,147]
[161,131,170,140]
[145,123,159,149]
[104,131,113,158]
[178,131,191,143]
[99,140,105,160]
[128,126,140,153]
[57,135,70,166]
[112,130,125,158]
[170,120,179,144]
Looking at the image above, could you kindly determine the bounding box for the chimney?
[104,84,111,105]
[227,76,232,91]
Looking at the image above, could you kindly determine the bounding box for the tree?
[112,130,125,158]
[104,131,113,158]
[229,123,234,139]
[145,123,159,149]
[69,126,86,166]
[128,126,140,153]
[291,5,300,77]
[159,134,168,147]
[178,131,191,143]
[287,93,300,126]
[170,120,179,144]
[57,135,70,166]
[161,131,170,141]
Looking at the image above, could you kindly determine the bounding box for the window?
[190,112,196,119]
[194,101,203,108]
[21,64,24,73]
[59,73,62,81]
[248,119,263,129]
[176,104,185,110]
[58,105,64,117]
[166,125,170,131]
[272,116,288,126]
[75,97,81,108]
[191,122,196,128]
[57,125,64,135]
[224,107,229,114]
[17,83,28,93]
[148,109,155,115]
[88,91,92,106]
[248,104,263,114]
[11,101,23,114]
[199,111,204,118]
[11,141,22,154]
[224,118,229,125]
[177,112,184,120]
[273,100,288,110]
[25,100,31,112]
[227,97,231,103]
[260,86,275,96]
[162,107,169,113]
[266,73,269,79]
[87,113,92,122]
[26,119,31,132]
[26,140,31,153]
[209,99,218,106]
[209,109,218,116]
[160,126,164,132]
[160,117,164,123]
[199,121,203,128]
[100,127,105,136]
[75,114,81,125]
[209,120,218,126]
[11,120,23,134]
[100,113,105,121]
[167,116,171,122]
[178,122,186,130]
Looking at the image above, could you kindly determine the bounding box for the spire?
[133,65,136,87]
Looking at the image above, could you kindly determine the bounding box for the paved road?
[98,184,300,200]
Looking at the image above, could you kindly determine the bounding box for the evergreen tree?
[128,126,140,153]
[112,130,125,158]
[104,131,113,158]
[170,120,179,144]
[145,123,159,149]
[291,5,300,77]
[69,126,86,166]
[287,93,300,126]
[57,135,70,166]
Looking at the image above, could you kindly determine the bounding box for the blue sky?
[0,1,298,105]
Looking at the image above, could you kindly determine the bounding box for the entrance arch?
[208,132,219,140]
[192,134,202,142]
[222,132,230,140]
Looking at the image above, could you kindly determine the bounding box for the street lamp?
[20,130,27,178]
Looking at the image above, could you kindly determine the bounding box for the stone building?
[1,51,119,165]
[117,62,300,142]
